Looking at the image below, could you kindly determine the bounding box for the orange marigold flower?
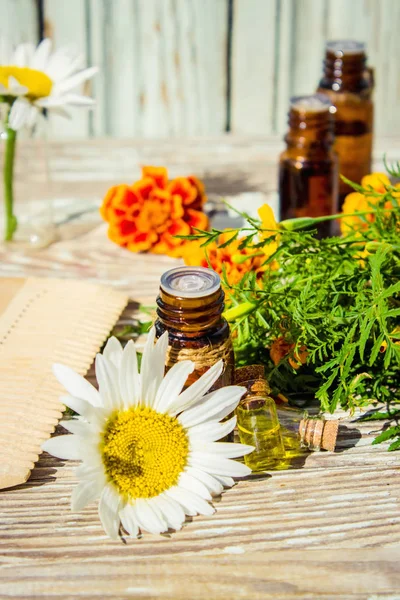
[100,166,209,257]
[270,337,308,370]
[340,172,394,235]
[183,230,269,287]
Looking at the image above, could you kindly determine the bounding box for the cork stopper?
[299,418,339,452]
[234,365,271,398]
[234,365,266,384]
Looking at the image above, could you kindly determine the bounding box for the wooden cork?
[234,365,265,383]
[234,365,271,399]
[299,418,339,452]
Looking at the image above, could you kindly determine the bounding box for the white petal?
[133,498,167,535]
[190,442,254,459]
[164,488,196,517]
[47,50,84,82]
[42,434,81,460]
[53,363,101,407]
[119,504,139,537]
[183,467,224,496]
[71,478,104,512]
[178,386,245,429]
[103,336,123,369]
[98,485,122,540]
[188,416,237,443]
[152,494,186,531]
[59,394,104,427]
[154,360,194,413]
[75,464,104,481]
[35,94,95,108]
[8,99,31,130]
[59,418,98,436]
[178,471,212,501]
[166,486,215,516]
[25,104,39,128]
[13,42,35,67]
[31,38,52,70]
[45,106,71,120]
[7,76,29,95]
[119,340,140,408]
[171,360,224,414]
[213,474,235,488]
[95,354,120,409]
[55,66,98,93]
[140,329,168,407]
[188,453,252,477]
[148,497,170,531]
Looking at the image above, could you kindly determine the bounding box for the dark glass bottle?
[155,266,234,389]
[317,40,374,206]
[279,94,338,237]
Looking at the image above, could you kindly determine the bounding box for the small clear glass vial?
[236,394,286,472]
[155,266,234,389]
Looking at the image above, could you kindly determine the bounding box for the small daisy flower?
[0,38,98,130]
[43,328,253,539]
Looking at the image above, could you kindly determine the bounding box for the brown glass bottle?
[317,40,374,205]
[279,94,338,237]
[155,266,234,390]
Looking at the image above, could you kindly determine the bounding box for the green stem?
[279,208,394,231]
[3,124,17,241]
[223,301,256,322]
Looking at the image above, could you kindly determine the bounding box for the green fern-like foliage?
[186,166,400,449]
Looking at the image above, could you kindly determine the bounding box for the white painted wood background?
[1,0,399,139]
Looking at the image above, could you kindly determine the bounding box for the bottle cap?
[290,94,332,114]
[160,266,221,298]
[326,40,365,57]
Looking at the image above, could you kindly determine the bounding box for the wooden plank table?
[1,136,400,599]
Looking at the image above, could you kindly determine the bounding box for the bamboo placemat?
[0,277,128,490]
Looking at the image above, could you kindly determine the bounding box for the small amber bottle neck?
[319,49,370,93]
[156,287,225,334]
[285,107,334,151]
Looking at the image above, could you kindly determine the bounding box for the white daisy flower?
[0,38,98,130]
[42,328,253,540]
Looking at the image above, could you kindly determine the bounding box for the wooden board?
[0,277,128,490]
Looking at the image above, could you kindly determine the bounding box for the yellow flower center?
[101,406,189,500]
[0,66,53,99]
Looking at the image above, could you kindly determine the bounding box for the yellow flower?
[361,173,390,194]
[258,204,279,257]
[340,172,394,235]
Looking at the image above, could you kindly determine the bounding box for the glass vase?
[0,108,56,249]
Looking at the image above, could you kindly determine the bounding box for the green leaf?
[372,425,400,445]
[369,333,385,366]
[218,231,239,248]
[388,438,400,451]
[360,410,400,421]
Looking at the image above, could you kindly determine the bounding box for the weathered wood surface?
[0,136,400,598]
[2,0,400,137]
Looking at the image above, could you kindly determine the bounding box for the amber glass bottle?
[279,94,338,237]
[317,40,374,205]
[155,266,234,389]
